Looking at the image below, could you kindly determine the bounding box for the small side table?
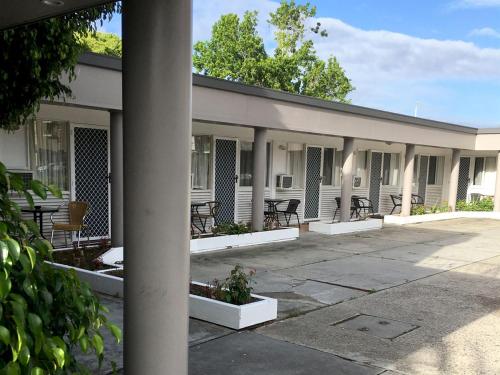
[21,206,59,240]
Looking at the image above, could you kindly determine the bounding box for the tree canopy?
[78,31,122,57]
[193,0,354,103]
[0,3,121,131]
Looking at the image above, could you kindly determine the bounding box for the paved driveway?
[189,219,500,375]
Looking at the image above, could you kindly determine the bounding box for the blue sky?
[101,0,500,128]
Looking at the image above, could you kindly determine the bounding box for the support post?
[252,128,267,231]
[123,1,192,374]
[110,111,123,247]
[448,149,461,211]
[401,144,415,217]
[340,137,354,222]
[495,151,500,212]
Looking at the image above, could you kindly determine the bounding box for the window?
[333,150,343,186]
[191,135,211,190]
[382,153,400,186]
[355,151,368,188]
[239,141,253,187]
[30,120,69,191]
[473,157,496,186]
[287,143,304,188]
[322,148,334,185]
[427,156,444,185]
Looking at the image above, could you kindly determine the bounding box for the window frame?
[286,143,305,189]
[191,134,212,191]
[427,155,444,186]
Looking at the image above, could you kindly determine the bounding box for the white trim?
[309,219,383,235]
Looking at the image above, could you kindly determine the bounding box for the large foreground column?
[252,128,267,231]
[448,149,461,211]
[340,137,354,222]
[401,144,415,217]
[123,1,192,374]
[110,111,123,247]
[495,151,500,212]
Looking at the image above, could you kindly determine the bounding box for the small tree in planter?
[0,162,121,373]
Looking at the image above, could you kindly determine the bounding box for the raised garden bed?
[309,219,383,235]
[189,281,277,329]
[384,211,500,225]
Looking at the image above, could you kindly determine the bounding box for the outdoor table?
[21,206,59,239]
[264,199,286,228]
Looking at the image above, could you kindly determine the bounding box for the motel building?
[1,52,500,248]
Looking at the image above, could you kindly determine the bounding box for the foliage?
[77,32,122,57]
[429,201,450,214]
[0,161,120,373]
[0,3,121,130]
[410,205,427,216]
[212,223,250,235]
[197,265,256,306]
[456,197,494,212]
[193,0,354,102]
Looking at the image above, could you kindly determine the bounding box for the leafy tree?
[0,3,121,131]
[78,31,122,57]
[194,0,354,102]
[0,162,121,373]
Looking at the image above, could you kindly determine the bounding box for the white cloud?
[450,0,500,8]
[469,27,500,38]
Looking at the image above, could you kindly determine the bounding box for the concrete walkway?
[101,218,500,374]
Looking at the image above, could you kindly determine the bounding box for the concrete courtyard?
[105,218,500,374]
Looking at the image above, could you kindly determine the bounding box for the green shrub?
[0,162,120,373]
[429,201,450,214]
[411,205,427,216]
[456,197,494,212]
[212,223,250,235]
[212,265,255,305]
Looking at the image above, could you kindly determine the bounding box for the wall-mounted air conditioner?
[276,174,293,189]
[353,176,362,188]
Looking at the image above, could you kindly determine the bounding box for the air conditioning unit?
[276,175,293,189]
[353,176,362,188]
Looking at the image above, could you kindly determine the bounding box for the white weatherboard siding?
[379,186,402,214]
[425,185,444,207]
[320,186,341,221]
[236,189,271,224]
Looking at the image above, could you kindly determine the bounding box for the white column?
[448,149,461,211]
[340,137,354,222]
[252,128,267,231]
[401,144,415,217]
[110,111,123,247]
[495,151,500,212]
[123,1,192,374]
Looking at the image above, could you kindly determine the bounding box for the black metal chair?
[390,194,402,214]
[276,199,301,227]
[191,201,220,233]
[352,196,374,219]
[333,197,358,221]
[411,194,424,207]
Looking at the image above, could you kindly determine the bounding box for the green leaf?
[30,180,47,200]
[0,325,10,345]
[79,335,89,353]
[52,347,65,368]
[5,238,20,262]
[5,362,20,375]
[0,271,12,300]
[19,345,30,365]
[30,368,44,375]
[27,313,42,337]
[92,334,104,356]
[106,323,122,344]
[19,254,31,274]
[0,222,7,236]
[47,184,62,199]
[23,191,34,208]
[25,220,39,237]
[23,278,36,300]
[0,241,9,264]
[25,246,36,269]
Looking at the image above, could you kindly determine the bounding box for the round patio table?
[264,199,286,228]
[21,206,59,239]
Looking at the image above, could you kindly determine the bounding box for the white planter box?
[384,211,500,225]
[189,281,277,330]
[309,219,383,235]
[48,262,124,297]
[101,247,124,268]
[190,227,299,254]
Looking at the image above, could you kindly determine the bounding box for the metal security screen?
[369,152,382,212]
[304,147,322,219]
[73,127,109,238]
[457,157,470,202]
[418,155,429,200]
[215,139,237,224]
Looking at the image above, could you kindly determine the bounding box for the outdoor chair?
[276,199,301,227]
[191,201,220,233]
[333,197,357,221]
[50,201,90,248]
[352,196,375,219]
[390,194,402,214]
[411,194,424,206]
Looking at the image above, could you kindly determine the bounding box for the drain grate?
[332,314,419,339]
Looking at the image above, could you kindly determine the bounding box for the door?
[418,155,429,200]
[304,146,322,220]
[457,157,471,202]
[72,126,110,239]
[214,139,237,224]
[369,152,382,212]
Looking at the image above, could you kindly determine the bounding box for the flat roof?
[78,52,500,135]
